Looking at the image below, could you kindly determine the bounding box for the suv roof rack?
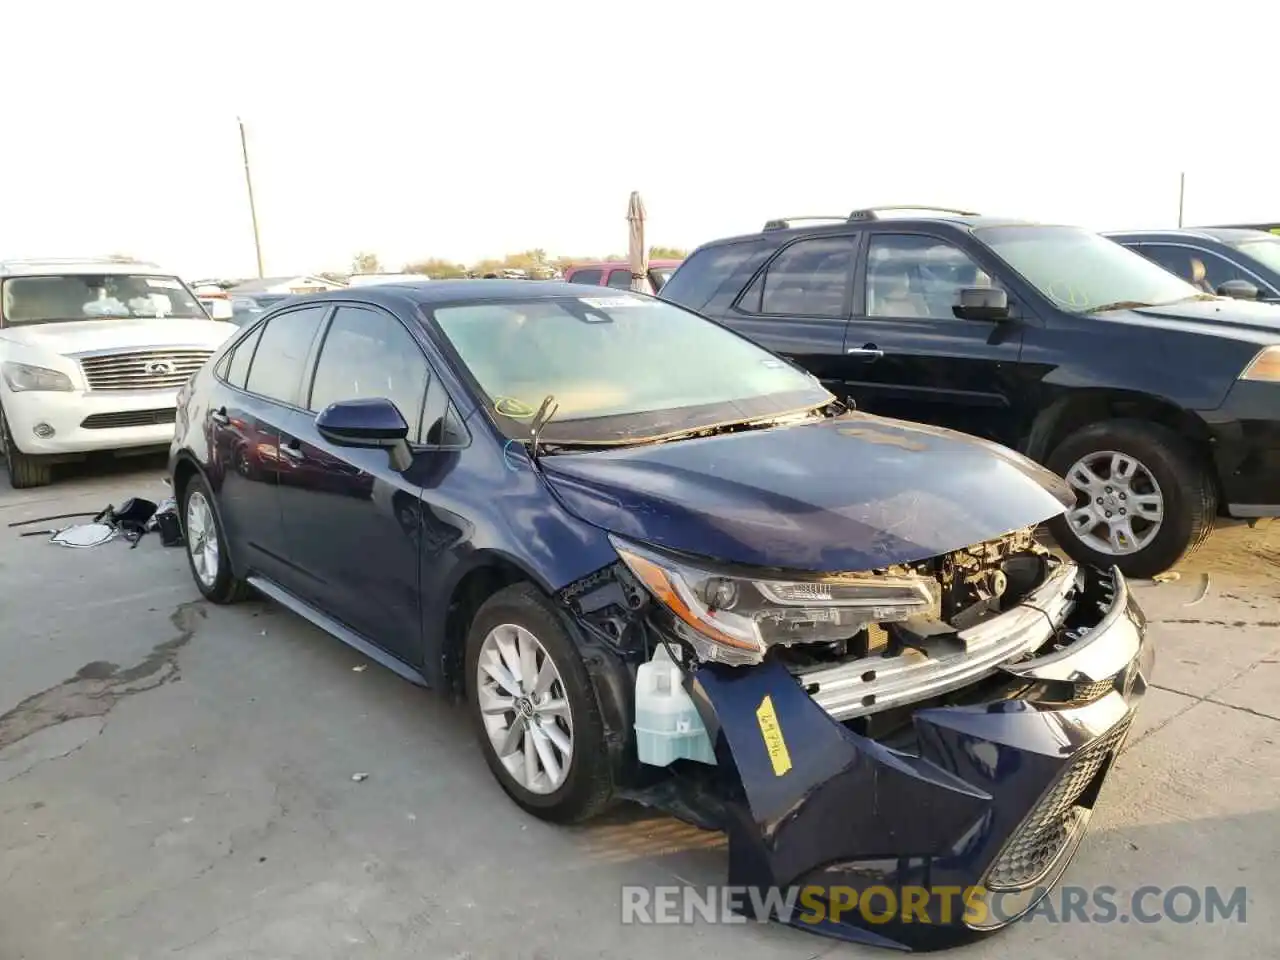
[846,205,981,221]
[763,206,981,231]
[762,216,849,231]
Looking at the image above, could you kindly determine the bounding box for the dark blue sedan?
[170,281,1153,950]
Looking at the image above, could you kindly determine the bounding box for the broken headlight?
[611,536,938,666]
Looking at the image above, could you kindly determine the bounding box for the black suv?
[660,206,1280,578]
[1107,227,1280,304]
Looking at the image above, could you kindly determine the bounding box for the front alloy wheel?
[1046,418,1217,579]
[464,582,614,823]
[1063,450,1165,556]
[476,623,575,795]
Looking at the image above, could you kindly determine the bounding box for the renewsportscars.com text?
[620,884,1248,927]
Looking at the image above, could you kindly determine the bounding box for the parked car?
[230,293,292,326]
[0,258,239,487]
[1107,227,1280,303]
[659,206,1280,578]
[169,280,1152,949]
[563,259,682,292]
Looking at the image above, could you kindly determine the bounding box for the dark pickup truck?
[660,206,1280,578]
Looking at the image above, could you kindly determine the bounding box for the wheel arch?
[1025,389,1216,470]
[434,551,553,694]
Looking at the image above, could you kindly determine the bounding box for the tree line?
[340,247,689,281]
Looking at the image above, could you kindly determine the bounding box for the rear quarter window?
[659,239,777,314]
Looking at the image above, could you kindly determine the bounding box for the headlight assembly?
[612,536,938,666]
[2,361,75,393]
[1240,345,1280,382]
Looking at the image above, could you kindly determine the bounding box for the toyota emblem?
[146,360,175,376]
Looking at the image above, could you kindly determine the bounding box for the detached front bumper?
[687,564,1151,952]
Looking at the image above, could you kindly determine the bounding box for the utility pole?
[1177,171,1186,228]
[238,117,265,278]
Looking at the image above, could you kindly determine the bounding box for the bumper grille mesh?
[1073,677,1117,702]
[986,717,1131,890]
[81,408,177,430]
[79,350,211,391]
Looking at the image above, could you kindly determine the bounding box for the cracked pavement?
[1,458,1278,959]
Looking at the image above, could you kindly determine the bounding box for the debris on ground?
[352,665,368,672]
[8,495,184,549]
[351,773,370,782]
[1151,571,1181,584]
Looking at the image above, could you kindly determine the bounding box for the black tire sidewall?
[1046,420,1214,578]
[0,404,51,488]
[464,583,612,822]
[180,474,240,603]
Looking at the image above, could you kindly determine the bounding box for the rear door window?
[737,236,857,318]
[225,322,264,389]
[244,306,327,405]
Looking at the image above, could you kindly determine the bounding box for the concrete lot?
[1,456,1277,959]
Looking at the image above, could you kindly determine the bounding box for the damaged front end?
[562,527,1152,952]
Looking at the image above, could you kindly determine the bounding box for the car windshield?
[974,225,1206,314]
[431,294,830,443]
[1,274,208,325]
[1230,237,1280,274]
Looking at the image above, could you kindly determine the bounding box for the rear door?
[210,305,330,582]
[717,234,860,391]
[272,303,435,665]
[842,231,1026,444]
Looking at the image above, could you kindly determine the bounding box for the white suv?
[0,259,239,488]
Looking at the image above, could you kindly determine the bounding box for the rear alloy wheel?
[1046,418,1217,579]
[465,583,614,823]
[0,405,53,489]
[180,474,250,604]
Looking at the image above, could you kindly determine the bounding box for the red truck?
[562,259,682,293]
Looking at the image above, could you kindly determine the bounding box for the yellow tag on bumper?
[755,695,792,776]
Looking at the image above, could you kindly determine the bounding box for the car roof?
[0,258,170,278]
[287,279,636,309]
[691,213,1039,252]
[1105,227,1278,244]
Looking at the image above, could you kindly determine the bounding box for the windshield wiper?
[527,394,559,466]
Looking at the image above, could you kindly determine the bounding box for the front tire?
[180,473,250,604]
[465,582,615,823]
[0,405,53,489]
[1046,418,1217,579]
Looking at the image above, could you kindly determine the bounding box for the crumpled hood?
[0,318,238,355]
[539,412,1074,572]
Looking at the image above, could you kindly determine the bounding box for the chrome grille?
[986,717,1131,890]
[78,350,211,392]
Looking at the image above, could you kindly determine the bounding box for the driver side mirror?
[315,397,413,471]
[953,286,1011,321]
[1217,279,1259,301]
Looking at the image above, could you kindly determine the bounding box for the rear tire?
[1046,418,1216,579]
[180,473,251,604]
[0,405,53,489]
[465,582,615,823]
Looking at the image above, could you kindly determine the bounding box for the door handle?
[279,439,304,462]
[210,407,230,426]
[846,345,884,358]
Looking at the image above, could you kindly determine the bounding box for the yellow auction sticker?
[755,695,792,776]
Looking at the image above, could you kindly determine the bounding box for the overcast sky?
[3,0,1276,279]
